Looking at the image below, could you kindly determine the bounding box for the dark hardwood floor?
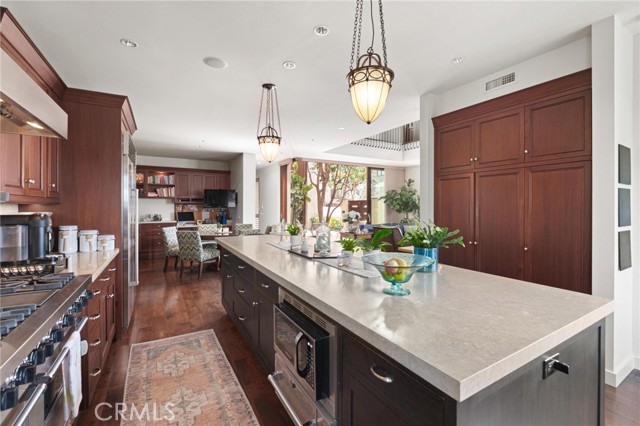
[77,257,640,426]
[76,257,292,426]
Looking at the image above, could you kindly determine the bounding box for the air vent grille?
[486,72,516,91]
[282,291,336,335]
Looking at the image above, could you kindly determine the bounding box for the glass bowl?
[362,252,434,296]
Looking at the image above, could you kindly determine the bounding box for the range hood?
[0,49,67,139]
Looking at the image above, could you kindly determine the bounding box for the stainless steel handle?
[99,276,110,282]
[268,372,313,426]
[76,316,89,334]
[108,268,117,272]
[252,301,260,306]
[238,315,246,321]
[226,274,233,279]
[92,289,102,296]
[107,294,115,299]
[237,289,245,294]
[223,253,230,258]
[237,265,246,270]
[90,368,102,377]
[90,339,101,347]
[89,313,101,321]
[260,283,270,289]
[370,364,394,383]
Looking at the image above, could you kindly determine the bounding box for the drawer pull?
[107,294,115,299]
[92,289,102,296]
[252,301,260,307]
[238,316,246,321]
[226,275,233,279]
[260,283,270,289]
[370,364,394,383]
[108,268,117,272]
[99,277,110,282]
[237,265,246,270]
[89,313,101,321]
[223,254,230,258]
[90,339,101,347]
[237,289,245,294]
[90,368,102,377]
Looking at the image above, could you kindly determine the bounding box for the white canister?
[97,234,115,251]
[58,225,78,254]
[79,230,99,253]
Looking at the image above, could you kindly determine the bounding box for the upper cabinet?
[139,166,231,201]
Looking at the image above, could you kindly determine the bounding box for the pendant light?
[347,0,394,124]
[256,83,282,163]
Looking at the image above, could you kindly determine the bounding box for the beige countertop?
[64,249,119,281]
[217,235,613,402]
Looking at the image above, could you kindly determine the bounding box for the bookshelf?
[136,167,176,198]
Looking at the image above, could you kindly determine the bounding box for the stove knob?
[62,314,76,328]
[50,327,65,343]
[0,382,19,410]
[29,347,46,365]
[71,302,82,314]
[38,340,54,358]
[15,363,36,385]
[85,290,94,300]
[79,296,89,307]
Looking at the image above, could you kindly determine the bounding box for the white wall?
[632,33,640,371]
[384,168,406,223]
[137,155,229,171]
[138,198,175,221]
[404,165,421,197]
[257,162,281,232]
[420,26,639,385]
[229,153,257,225]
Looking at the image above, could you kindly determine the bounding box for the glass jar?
[314,222,331,255]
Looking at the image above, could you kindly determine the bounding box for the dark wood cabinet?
[175,172,191,198]
[433,70,591,293]
[340,331,451,426]
[171,169,230,200]
[191,173,204,198]
[1,132,26,196]
[139,222,174,258]
[525,162,591,293]
[45,138,60,199]
[220,249,278,373]
[23,135,46,197]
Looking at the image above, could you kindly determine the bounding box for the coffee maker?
[0,214,53,260]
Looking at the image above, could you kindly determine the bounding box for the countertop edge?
[64,249,120,281]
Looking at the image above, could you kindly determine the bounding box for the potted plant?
[286,223,301,247]
[341,210,361,232]
[399,220,464,272]
[358,228,392,254]
[380,179,420,224]
[337,237,360,266]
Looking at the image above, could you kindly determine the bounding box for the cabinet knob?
[107,294,115,299]
[524,247,528,251]
[252,301,260,307]
[524,149,529,154]
[474,157,478,161]
[468,241,473,245]
[469,158,474,162]
[474,241,478,245]
[50,183,56,188]
[237,289,245,294]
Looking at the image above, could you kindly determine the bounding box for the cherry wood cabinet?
[138,222,174,259]
[1,132,26,196]
[45,137,60,199]
[433,70,591,294]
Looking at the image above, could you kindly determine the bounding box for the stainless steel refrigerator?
[122,134,139,329]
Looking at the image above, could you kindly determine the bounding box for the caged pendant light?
[347,0,394,124]
[256,83,282,163]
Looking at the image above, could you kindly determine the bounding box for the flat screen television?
[203,189,236,208]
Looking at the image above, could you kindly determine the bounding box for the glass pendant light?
[256,83,282,163]
[347,0,394,124]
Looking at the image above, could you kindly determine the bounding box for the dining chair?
[176,231,220,279]
[161,226,180,272]
[198,223,219,235]
[233,223,261,235]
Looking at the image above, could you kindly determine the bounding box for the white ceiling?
[4,1,639,167]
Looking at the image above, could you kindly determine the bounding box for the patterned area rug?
[122,330,259,426]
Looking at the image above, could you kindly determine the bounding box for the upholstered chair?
[233,223,261,236]
[198,223,219,235]
[176,231,220,279]
[161,226,180,272]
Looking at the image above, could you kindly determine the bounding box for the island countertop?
[217,235,613,402]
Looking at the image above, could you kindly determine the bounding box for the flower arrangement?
[338,237,361,253]
[399,220,465,249]
[341,210,361,224]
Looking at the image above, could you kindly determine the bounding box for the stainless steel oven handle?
[267,372,316,426]
[12,343,73,426]
[293,332,304,379]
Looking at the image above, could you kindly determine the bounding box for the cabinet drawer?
[86,348,102,404]
[233,274,256,307]
[234,256,254,283]
[86,291,101,317]
[342,331,446,423]
[232,294,253,334]
[221,249,235,267]
[255,271,278,302]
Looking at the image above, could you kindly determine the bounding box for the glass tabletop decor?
[362,252,434,296]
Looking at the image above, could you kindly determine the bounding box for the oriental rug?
[121,330,259,426]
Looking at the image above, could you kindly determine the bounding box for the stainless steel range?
[0,258,93,426]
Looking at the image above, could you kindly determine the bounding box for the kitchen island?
[217,235,613,425]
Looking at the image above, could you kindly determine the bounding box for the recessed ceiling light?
[203,56,228,69]
[338,127,345,130]
[313,25,329,37]
[120,38,138,48]
[282,61,297,70]
[451,56,464,64]
[26,121,44,129]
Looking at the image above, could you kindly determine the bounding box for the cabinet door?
[175,172,191,198]
[191,174,204,198]
[475,109,524,168]
[435,173,475,269]
[23,135,47,197]
[435,122,474,174]
[106,280,116,347]
[475,169,525,279]
[256,297,275,372]
[221,268,235,312]
[218,173,230,189]
[1,133,26,196]
[525,90,591,162]
[46,138,60,198]
[204,174,218,190]
[525,162,591,293]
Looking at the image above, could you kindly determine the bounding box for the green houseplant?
[399,221,464,272]
[380,179,420,224]
[286,223,301,247]
[358,228,392,253]
[338,237,361,253]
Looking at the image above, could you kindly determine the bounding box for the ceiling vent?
[485,72,516,91]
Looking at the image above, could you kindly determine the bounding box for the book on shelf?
[147,174,175,185]
[154,187,175,197]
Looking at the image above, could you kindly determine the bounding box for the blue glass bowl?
[362,253,434,296]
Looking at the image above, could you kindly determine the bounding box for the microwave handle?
[294,332,311,378]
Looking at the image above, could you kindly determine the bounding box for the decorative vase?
[290,235,301,248]
[363,249,380,270]
[314,222,331,255]
[414,247,438,272]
